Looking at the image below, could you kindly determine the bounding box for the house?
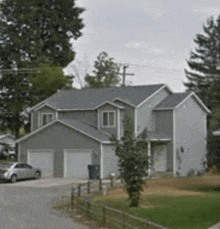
[17,84,210,178]
[0,134,16,158]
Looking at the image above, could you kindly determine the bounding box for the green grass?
[95,194,220,229]
[90,177,220,229]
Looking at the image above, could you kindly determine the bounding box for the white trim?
[100,144,104,179]
[112,97,136,107]
[137,84,172,108]
[55,111,58,119]
[95,101,124,110]
[63,149,92,178]
[101,110,116,128]
[31,112,34,132]
[17,119,112,144]
[134,108,138,137]
[173,110,176,177]
[31,103,56,112]
[40,113,55,127]
[175,92,211,114]
[117,109,120,139]
[97,109,100,130]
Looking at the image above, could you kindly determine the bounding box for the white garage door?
[64,150,92,179]
[28,150,54,177]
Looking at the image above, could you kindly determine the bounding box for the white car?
[0,162,41,183]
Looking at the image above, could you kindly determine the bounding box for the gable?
[34,84,167,111]
[17,118,111,144]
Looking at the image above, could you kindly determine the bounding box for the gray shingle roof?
[153,92,191,110]
[42,84,165,110]
[59,118,111,142]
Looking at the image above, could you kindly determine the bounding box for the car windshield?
[0,162,15,168]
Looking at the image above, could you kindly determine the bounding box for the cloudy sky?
[69,0,220,92]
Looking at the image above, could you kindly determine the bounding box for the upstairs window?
[102,111,115,128]
[41,113,54,126]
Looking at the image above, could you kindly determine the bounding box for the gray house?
[17,84,210,178]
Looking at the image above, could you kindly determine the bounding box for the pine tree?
[0,0,84,138]
[85,52,121,88]
[184,15,220,109]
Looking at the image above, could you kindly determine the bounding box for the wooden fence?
[70,179,170,229]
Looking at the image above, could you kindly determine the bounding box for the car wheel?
[11,174,17,183]
[35,171,41,179]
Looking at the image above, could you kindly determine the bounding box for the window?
[102,111,115,127]
[41,113,54,126]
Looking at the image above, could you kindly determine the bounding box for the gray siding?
[58,110,97,128]
[154,110,173,172]
[113,100,135,138]
[31,106,56,131]
[136,87,170,135]
[99,104,119,137]
[102,144,119,178]
[175,97,207,176]
[18,122,101,177]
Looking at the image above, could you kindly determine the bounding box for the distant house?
[17,84,210,178]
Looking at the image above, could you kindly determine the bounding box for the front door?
[153,144,167,171]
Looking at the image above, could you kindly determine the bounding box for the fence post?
[87,201,91,219]
[122,212,127,229]
[78,184,81,197]
[99,179,102,191]
[102,206,107,227]
[87,180,90,194]
[110,176,114,188]
[71,187,75,209]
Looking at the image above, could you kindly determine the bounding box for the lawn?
[91,175,220,229]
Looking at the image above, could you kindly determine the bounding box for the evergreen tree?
[184,15,220,109]
[85,52,121,88]
[112,118,149,207]
[0,0,84,137]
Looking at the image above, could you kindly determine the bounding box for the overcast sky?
[68,0,220,92]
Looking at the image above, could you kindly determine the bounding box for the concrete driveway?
[0,178,89,229]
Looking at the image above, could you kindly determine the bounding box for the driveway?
[0,178,89,229]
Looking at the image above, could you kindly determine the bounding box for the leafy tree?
[30,63,73,104]
[85,52,121,88]
[184,15,220,109]
[0,0,84,137]
[112,118,149,207]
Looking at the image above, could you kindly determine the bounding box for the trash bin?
[88,164,100,179]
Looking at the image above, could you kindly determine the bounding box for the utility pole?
[117,64,134,86]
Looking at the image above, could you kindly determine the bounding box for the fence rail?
[70,179,170,229]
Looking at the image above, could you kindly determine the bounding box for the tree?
[184,15,220,109]
[0,0,84,68]
[112,118,149,207]
[30,63,73,104]
[85,52,121,88]
[0,0,84,137]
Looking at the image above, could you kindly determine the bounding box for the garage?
[28,150,54,177]
[64,150,92,179]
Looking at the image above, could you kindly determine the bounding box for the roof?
[31,84,167,111]
[153,92,211,113]
[17,118,111,144]
[154,92,191,110]
[0,134,15,140]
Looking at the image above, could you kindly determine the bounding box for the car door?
[14,164,26,179]
[23,164,35,178]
